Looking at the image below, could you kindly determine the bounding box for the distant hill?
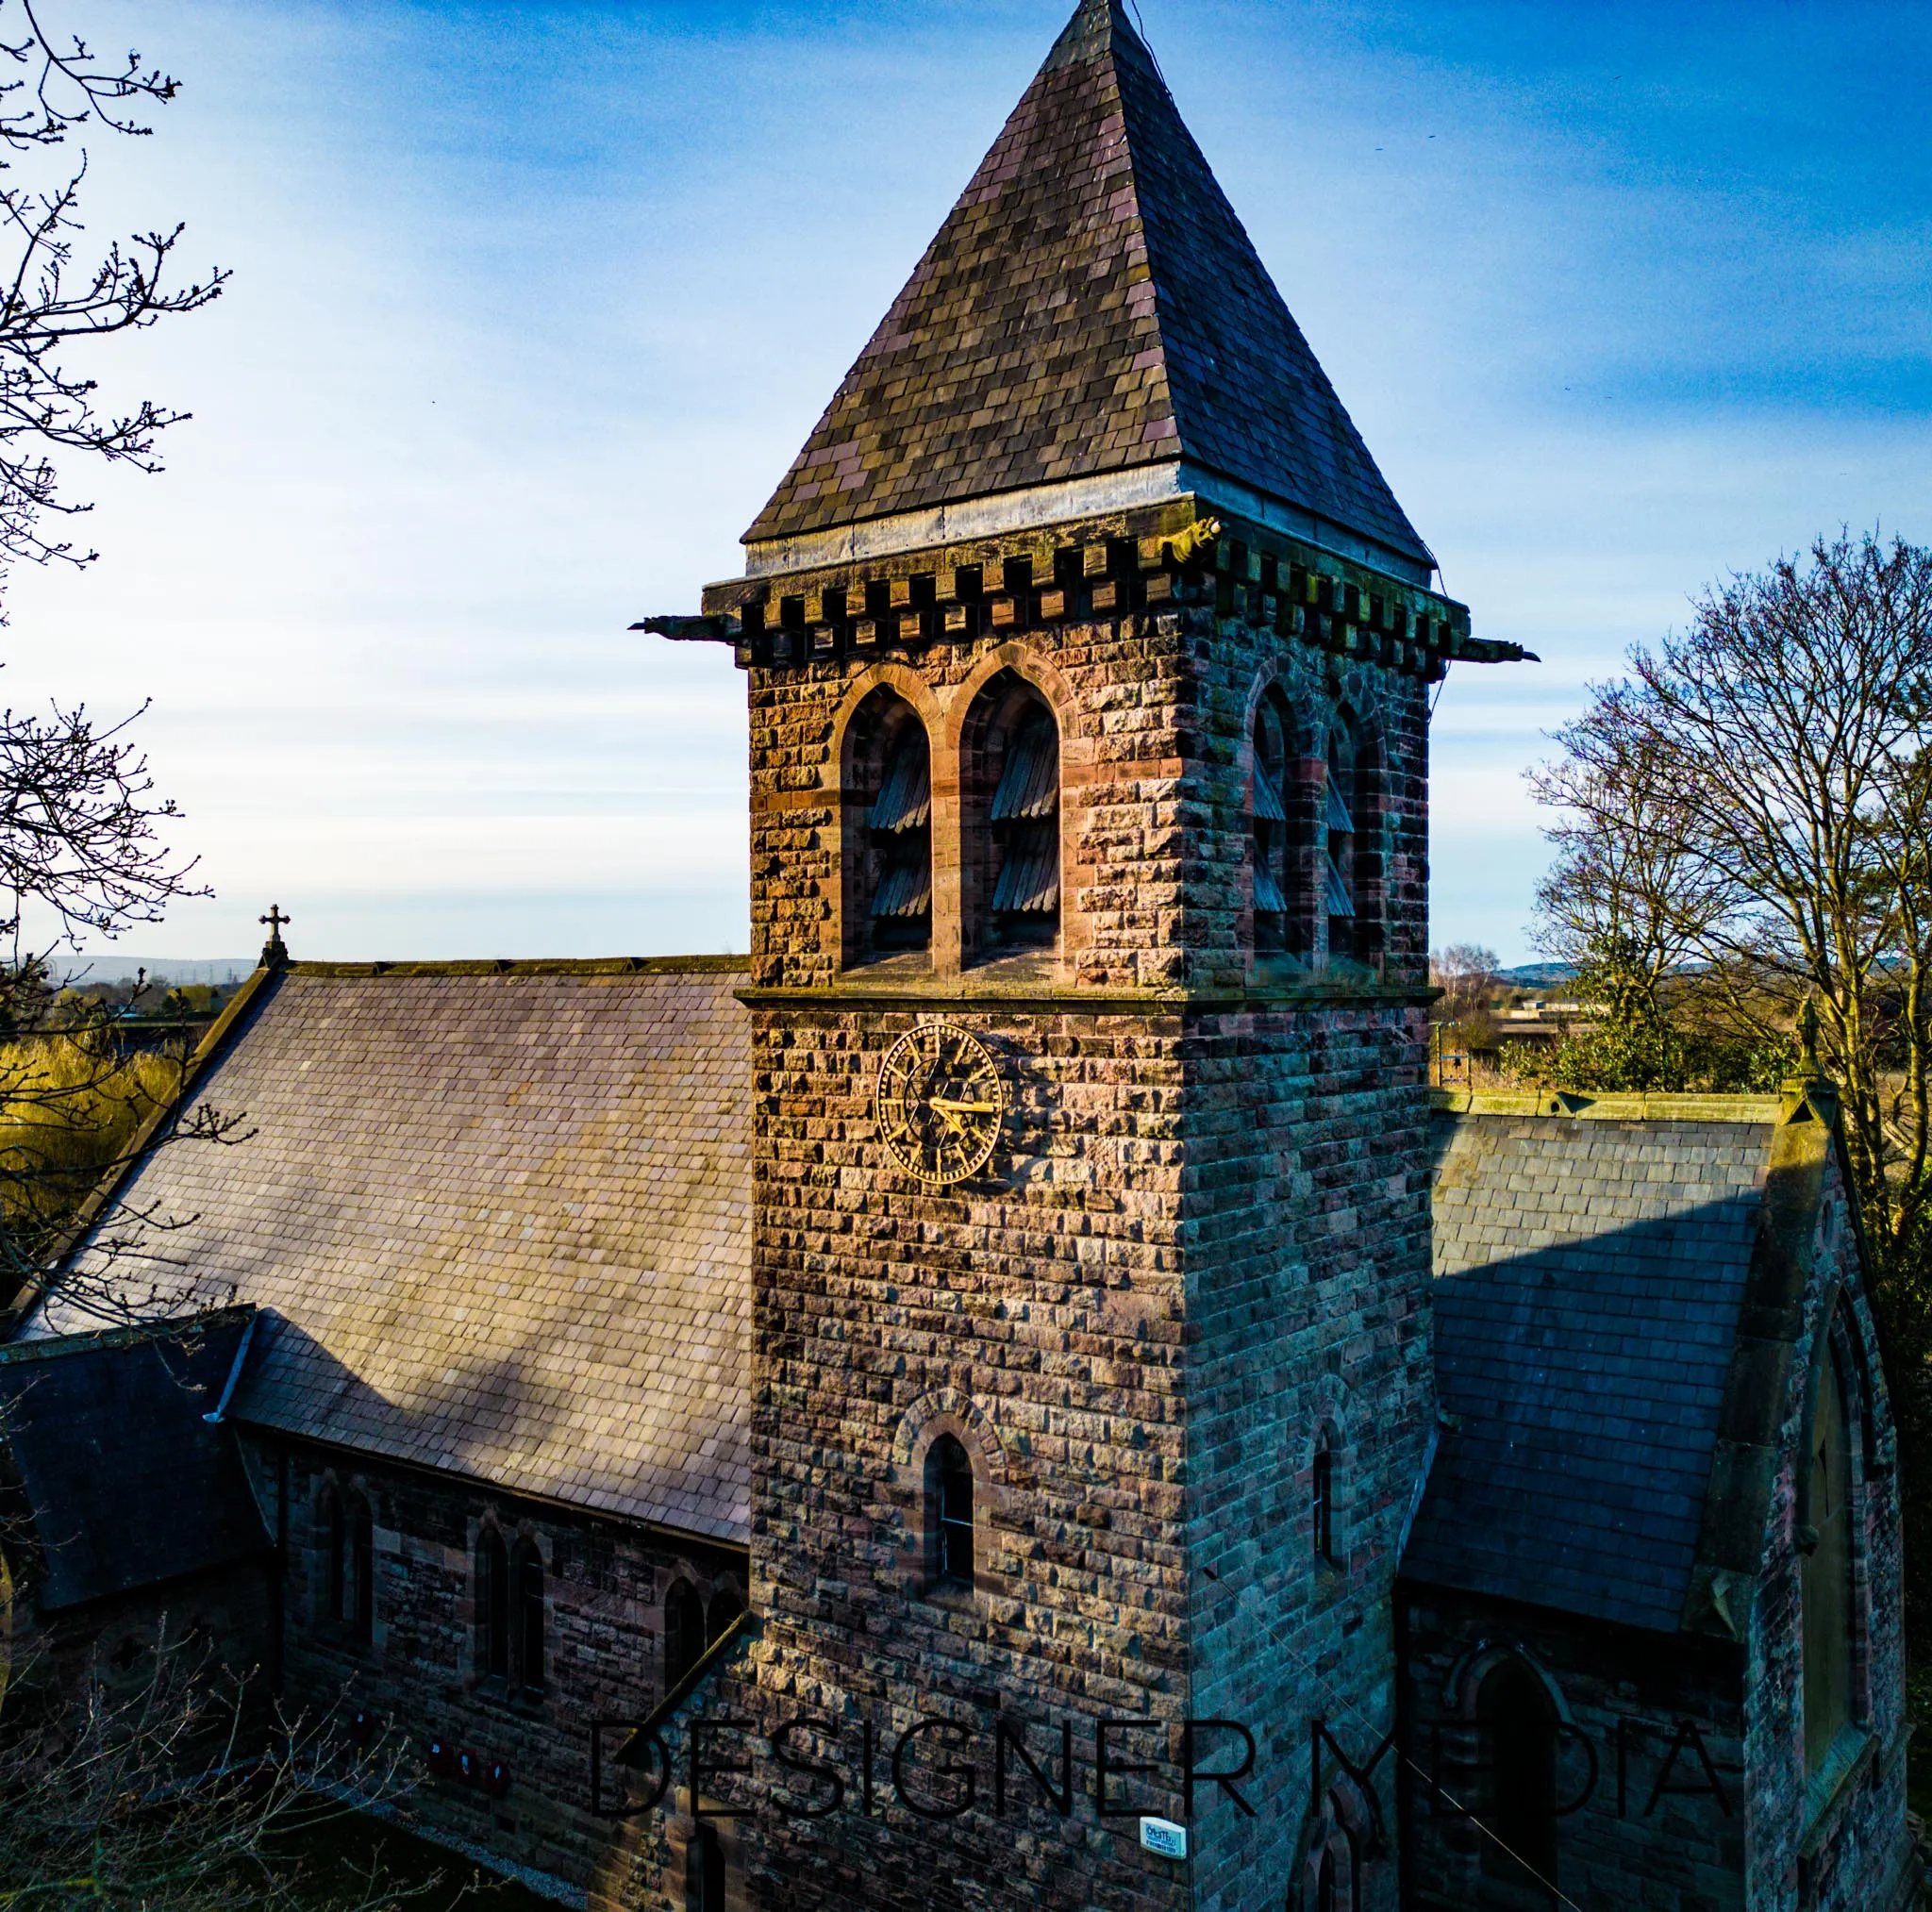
[59,956,257,987]
[1497,963,1578,988]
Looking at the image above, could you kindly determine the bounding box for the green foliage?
[0,1023,180,1275]
[1498,939,1793,1094]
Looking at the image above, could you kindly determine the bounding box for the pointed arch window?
[512,1538,545,1692]
[690,1821,725,1912]
[1312,1438,1335,1566]
[868,723,932,949]
[666,1579,705,1688]
[926,1434,975,1589]
[321,1485,344,1622]
[707,1584,743,1649]
[1476,1657,1557,1895]
[989,706,1059,936]
[478,1527,510,1682]
[1324,723,1357,961]
[1804,1343,1856,1771]
[1253,691,1293,954]
[348,1495,375,1644]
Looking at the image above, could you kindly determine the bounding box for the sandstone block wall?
[654,583,1436,1911]
[253,1438,745,1899]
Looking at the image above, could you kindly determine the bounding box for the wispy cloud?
[12,0,1928,963]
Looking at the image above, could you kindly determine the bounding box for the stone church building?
[7,3,1913,1908]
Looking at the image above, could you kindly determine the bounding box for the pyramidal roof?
[744,0,1430,573]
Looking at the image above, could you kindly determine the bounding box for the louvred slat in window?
[1324,854,1355,918]
[991,718,1058,822]
[872,857,933,920]
[870,740,932,832]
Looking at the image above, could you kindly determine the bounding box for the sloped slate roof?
[745,0,1429,567]
[1405,1113,1774,1633]
[0,1314,269,1610]
[47,965,753,1544]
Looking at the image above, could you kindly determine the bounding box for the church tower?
[639,5,1524,1906]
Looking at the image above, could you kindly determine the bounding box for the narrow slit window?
[1312,1441,1334,1564]
[665,1579,704,1689]
[349,1497,375,1644]
[1804,1346,1856,1771]
[512,1540,544,1692]
[478,1528,510,1682]
[691,1822,725,1912]
[707,1586,743,1649]
[927,1435,975,1588]
[321,1487,345,1624]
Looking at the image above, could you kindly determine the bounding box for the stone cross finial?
[259,904,292,969]
[1798,994,1821,1076]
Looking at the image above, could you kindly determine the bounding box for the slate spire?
[745,0,1430,570]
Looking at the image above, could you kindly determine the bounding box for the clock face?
[874,1023,1007,1185]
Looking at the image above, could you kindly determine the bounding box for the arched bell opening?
[841,688,932,967]
[961,673,1059,966]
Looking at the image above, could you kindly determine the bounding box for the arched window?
[707,1584,743,1649]
[926,1434,975,1588]
[690,1821,725,1912]
[320,1485,345,1623]
[1315,1847,1335,1912]
[1804,1342,1856,1771]
[1476,1657,1557,1896]
[666,1579,705,1688]
[1324,722,1357,965]
[843,691,930,963]
[1253,690,1293,956]
[511,1538,544,1692]
[348,1495,375,1645]
[477,1526,510,1682]
[964,674,1059,961]
[1312,1438,1335,1566]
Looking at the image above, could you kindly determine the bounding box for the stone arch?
[892,1388,1011,1596]
[1295,1765,1376,1910]
[838,681,934,967]
[956,665,1064,966]
[1322,681,1390,972]
[664,1576,706,1688]
[1307,1373,1356,1571]
[1801,1300,1865,1771]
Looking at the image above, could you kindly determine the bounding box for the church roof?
[42,963,752,1545]
[1406,1104,1782,1634]
[0,1312,269,1610]
[744,0,1430,570]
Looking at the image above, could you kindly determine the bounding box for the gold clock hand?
[927,1097,998,1114]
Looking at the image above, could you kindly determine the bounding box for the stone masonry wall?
[1742,1148,1911,1912]
[1182,1001,1433,1912]
[1400,1588,1749,1911]
[744,594,1431,994]
[251,1438,745,1901]
[596,586,1435,1911]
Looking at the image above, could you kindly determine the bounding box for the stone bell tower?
[636,4,1524,1907]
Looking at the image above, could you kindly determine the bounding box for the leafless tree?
[1530,531,1932,1268]
[0,1620,441,1910]
[1429,943,1501,1019]
[0,3,225,590]
[1527,533,1932,1576]
[0,4,231,1322]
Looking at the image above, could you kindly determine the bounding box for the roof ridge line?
[284,956,748,979]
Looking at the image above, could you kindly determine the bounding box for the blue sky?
[18,0,1931,966]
